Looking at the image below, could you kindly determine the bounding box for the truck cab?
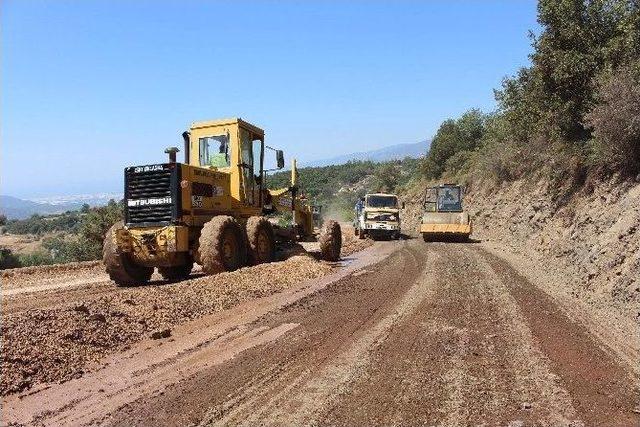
[355,193,402,240]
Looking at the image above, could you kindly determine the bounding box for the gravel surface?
[101,241,637,427]
[1,226,371,397]
[1,255,331,396]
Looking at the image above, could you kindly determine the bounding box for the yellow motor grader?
[103,118,341,286]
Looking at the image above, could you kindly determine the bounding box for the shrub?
[4,212,82,235]
[18,250,56,267]
[0,248,21,269]
[586,65,640,177]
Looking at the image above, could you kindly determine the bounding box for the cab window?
[240,129,254,204]
[199,135,230,168]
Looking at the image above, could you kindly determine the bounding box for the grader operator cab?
[103,118,342,286]
[419,184,471,242]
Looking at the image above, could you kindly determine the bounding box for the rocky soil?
[467,178,640,322]
[1,225,370,396]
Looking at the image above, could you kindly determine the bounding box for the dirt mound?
[1,255,332,396]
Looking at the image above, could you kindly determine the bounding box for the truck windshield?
[367,195,397,208]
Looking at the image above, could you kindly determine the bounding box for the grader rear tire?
[158,260,193,282]
[198,216,246,274]
[246,216,275,265]
[103,221,153,286]
[319,220,342,261]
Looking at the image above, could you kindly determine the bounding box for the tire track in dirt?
[478,247,640,427]
[323,243,577,426]
[7,239,637,426]
[105,240,638,426]
[105,243,426,427]
[236,248,428,426]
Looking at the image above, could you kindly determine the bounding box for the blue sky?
[1,0,538,198]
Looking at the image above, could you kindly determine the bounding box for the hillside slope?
[467,179,639,319]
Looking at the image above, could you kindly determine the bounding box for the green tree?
[498,0,640,143]
[586,64,640,176]
[373,162,399,193]
[79,200,123,247]
[422,109,487,179]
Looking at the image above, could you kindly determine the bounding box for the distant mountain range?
[304,140,430,168]
[0,194,121,219]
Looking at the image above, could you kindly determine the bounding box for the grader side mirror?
[276,150,285,169]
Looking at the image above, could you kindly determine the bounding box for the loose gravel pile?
[1,254,331,396]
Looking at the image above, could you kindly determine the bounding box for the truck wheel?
[354,227,359,236]
[358,228,365,240]
[103,221,153,286]
[158,260,193,282]
[319,220,342,261]
[199,216,246,274]
[422,233,431,242]
[246,216,275,265]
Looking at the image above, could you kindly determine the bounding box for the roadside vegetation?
[0,201,122,269]
[421,0,639,190]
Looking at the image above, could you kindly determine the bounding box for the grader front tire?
[199,216,246,274]
[319,220,342,262]
[246,216,276,265]
[103,221,153,287]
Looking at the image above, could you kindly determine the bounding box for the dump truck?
[354,193,403,240]
[419,184,471,241]
[103,118,342,286]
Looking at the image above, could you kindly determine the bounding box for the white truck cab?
[355,193,403,240]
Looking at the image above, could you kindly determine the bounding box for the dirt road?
[2,239,639,426]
